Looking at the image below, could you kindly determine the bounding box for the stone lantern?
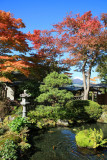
[20,90,31,117]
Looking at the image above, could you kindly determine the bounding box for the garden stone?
[97,111,107,123]
[56,119,69,127]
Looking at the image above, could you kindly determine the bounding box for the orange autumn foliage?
[0,77,12,82]
[0,10,30,53]
[0,10,30,82]
[28,29,61,57]
[90,77,99,82]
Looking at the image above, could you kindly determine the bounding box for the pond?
[30,123,107,160]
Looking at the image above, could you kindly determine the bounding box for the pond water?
[30,123,107,160]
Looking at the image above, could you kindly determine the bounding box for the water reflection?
[30,123,107,160]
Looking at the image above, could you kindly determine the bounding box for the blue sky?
[1,0,107,82]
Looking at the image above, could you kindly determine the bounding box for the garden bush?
[11,105,23,116]
[28,105,60,121]
[75,128,107,148]
[84,100,102,120]
[65,100,102,121]
[28,104,68,126]
[0,128,7,135]
[0,127,30,159]
[0,131,21,146]
[8,116,29,133]
[18,141,31,152]
[0,139,18,160]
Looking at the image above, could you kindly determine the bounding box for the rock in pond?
[56,119,69,127]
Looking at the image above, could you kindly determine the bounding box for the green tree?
[36,71,73,108]
[96,55,107,84]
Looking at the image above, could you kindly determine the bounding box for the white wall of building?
[6,86,14,100]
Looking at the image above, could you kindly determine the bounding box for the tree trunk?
[82,60,89,100]
[82,53,96,100]
[83,71,90,100]
[83,90,89,100]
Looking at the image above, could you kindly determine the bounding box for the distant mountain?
[73,78,83,85]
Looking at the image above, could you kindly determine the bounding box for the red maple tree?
[0,10,30,82]
[27,29,68,81]
[52,11,107,99]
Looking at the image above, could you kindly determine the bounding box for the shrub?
[0,131,21,147]
[28,105,61,123]
[18,141,31,152]
[65,100,88,120]
[28,104,68,128]
[84,100,102,120]
[65,100,102,121]
[11,105,22,116]
[0,128,7,135]
[75,128,107,148]
[8,117,29,133]
[0,139,18,160]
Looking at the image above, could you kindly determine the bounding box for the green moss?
[75,128,107,148]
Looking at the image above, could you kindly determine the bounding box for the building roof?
[59,83,107,92]
[90,83,107,88]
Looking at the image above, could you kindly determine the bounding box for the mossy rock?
[56,119,69,126]
[75,128,107,148]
